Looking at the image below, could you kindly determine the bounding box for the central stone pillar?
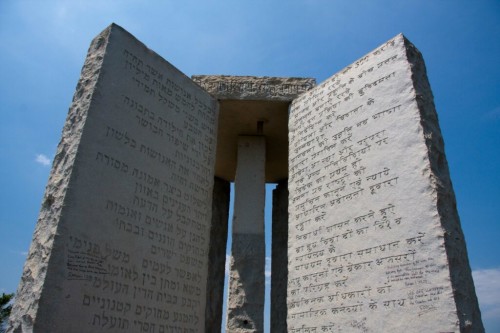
[226,136,266,332]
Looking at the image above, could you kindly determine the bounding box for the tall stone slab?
[8,24,219,332]
[227,136,266,332]
[287,34,483,332]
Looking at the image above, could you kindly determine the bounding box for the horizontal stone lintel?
[192,75,316,101]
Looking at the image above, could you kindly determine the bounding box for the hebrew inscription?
[288,34,474,332]
[8,24,218,333]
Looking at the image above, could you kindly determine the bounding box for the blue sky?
[0,1,499,331]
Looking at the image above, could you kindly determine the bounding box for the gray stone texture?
[226,136,266,332]
[192,75,316,101]
[8,25,111,333]
[227,234,266,332]
[405,38,483,332]
[271,181,289,333]
[205,177,230,332]
[8,23,219,332]
[287,34,483,332]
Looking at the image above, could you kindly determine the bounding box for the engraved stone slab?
[287,34,483,332]
[192,75,315,101]
[8,24,218,333]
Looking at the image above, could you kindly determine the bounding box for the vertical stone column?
[226,136,266,332]
[205,177,230,332]
[271,180,288,333]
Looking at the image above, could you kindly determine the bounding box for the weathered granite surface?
[406,37,482,332]
[287,34,483,332]
[226,136,266,332]
[8,23,219,332]
[8,25,111,333]
[192,75,316,101]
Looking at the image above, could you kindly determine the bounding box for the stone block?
[226,136,266,332]
[8,23,218,333]
[192,75,316,102]
[287,34,483,333]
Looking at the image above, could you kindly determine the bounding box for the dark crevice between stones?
[43,195,55,209]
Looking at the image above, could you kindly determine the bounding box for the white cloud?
[225,254,230,276]
[472,268,500,319]
[9,250,28,257]
[473,268,500,306]
[265,256,272,290]
[482,105,500,121]
[265,256,272,278]
[35,154,51,166]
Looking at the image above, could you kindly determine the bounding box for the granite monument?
[8,24,483,333]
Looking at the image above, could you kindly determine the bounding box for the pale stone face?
[226,136,266,332]
[287,34,482,332]
[8,24,218,333]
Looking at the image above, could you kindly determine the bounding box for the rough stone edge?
[226,234,266,333]
[271,181,288,333]
[402,35,484,333]
[205,177,230,333]
[191,75,316,101]
[7,25,114,333]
